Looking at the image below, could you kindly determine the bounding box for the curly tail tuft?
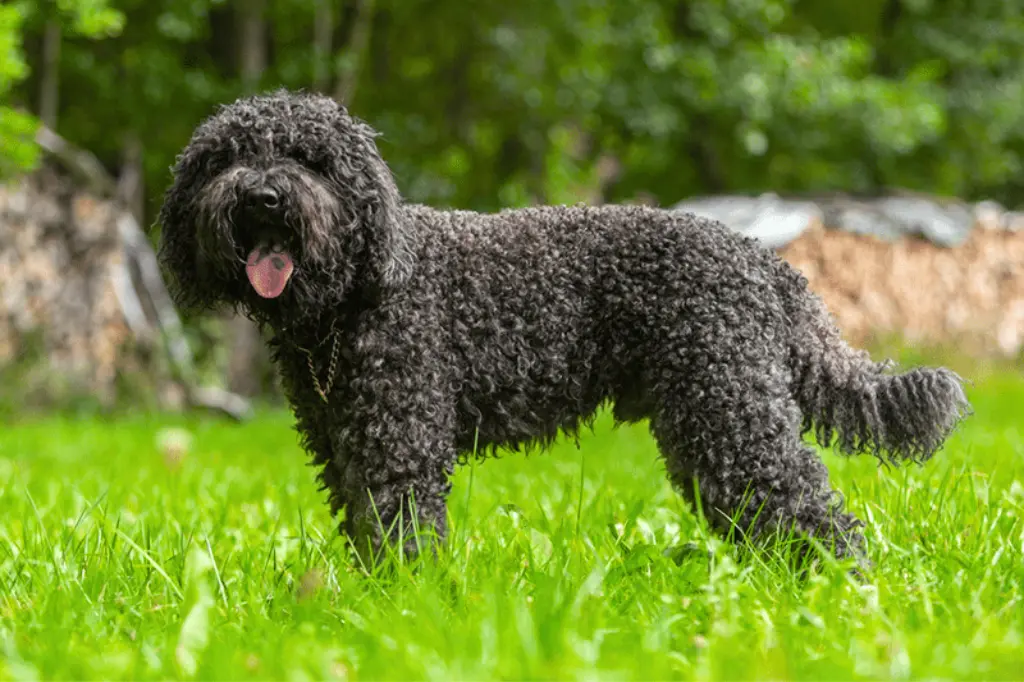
[788,294,971,464]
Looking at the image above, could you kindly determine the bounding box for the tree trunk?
[117,132,145,223]
[863,0,903,193]
[238,0,267,88]
[334,0,377,105]
[38,15,61,129]
[313,0,334,91]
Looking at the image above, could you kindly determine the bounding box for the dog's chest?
[272,335,358,409]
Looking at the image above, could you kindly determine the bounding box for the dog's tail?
[787,281,970,465]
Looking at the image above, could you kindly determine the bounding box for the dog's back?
[406,201,970,466]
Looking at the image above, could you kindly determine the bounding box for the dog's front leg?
[342,457,454,567]
[337,393,458,567]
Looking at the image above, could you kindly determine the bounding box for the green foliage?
[0,0,124,177]
[0,2,38,175]
[55,0,125,35]
[174,547,215,678]
[0,372,1022,678]
[5,0,1024,210]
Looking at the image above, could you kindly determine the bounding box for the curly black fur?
[156,89,971,566]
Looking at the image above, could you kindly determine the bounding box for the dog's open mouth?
[246,245,295,298]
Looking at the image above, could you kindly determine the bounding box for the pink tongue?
[246,247,294,298]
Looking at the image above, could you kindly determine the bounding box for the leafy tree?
[0,0,124,176]
[7,0,1024,214]
[0,2,39,175]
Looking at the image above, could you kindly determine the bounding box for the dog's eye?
[301,154,329,173]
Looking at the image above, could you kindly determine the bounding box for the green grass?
[1,369,1022,681]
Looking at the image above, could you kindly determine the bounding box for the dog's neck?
[253,306,355,404]
[256,278,376,347]
[248,255,378,336]
[258,303,346,344]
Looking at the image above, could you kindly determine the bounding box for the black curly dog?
[157,89,970,567]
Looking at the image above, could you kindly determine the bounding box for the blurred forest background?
[8,0,1024,212]
[2,0,1023,417]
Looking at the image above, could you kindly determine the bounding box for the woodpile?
[676,193,1024,358]
[0,126,252,418]
[780,219,1024,357]
[0,169,133,403]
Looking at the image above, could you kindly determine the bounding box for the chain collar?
[305,330,342,403]
[283,318,343,404]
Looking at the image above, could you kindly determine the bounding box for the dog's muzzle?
[244,186,281,212]
[197,161,343,300]
[239,185,295,299]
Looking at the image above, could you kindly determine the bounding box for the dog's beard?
[194,163,350,301]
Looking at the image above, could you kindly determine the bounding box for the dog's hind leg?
[650,351,866,565]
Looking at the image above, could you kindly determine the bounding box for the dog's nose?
[247,187,280,210]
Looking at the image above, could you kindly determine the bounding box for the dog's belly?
[456,385,609,456]
[453,337,616,456]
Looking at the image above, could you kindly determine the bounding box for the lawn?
[1,364,1022,681]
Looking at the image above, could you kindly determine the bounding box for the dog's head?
[156,89,413,321]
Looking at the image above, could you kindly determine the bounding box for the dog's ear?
[155,141,212,311]
[327,115,415,292]
[362,151,415,292]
